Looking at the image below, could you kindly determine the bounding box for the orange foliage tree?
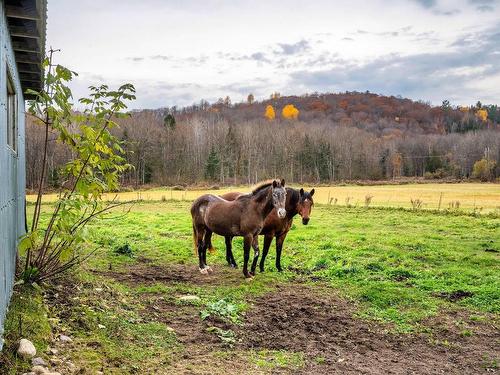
[282,104,299,120]
[476,109,488,122]
[264,105,275,120]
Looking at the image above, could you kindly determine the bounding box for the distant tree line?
[25,92,499,189]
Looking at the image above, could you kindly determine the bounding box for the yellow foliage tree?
[264,105,275,120]
[282,104,299,120]
[472,158,496,181]
[476,109,488,122]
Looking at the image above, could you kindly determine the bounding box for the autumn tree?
[264,105,276,120]
[282,104,299,120]
[472,158,496,181]
[391,152,403,179]
[476,109,488,122]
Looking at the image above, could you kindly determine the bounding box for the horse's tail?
[191,195,215,254]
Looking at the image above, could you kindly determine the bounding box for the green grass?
[2,200,499,372]
[92,203,498,304]
[74,200,499,332]
[0,285,52,374]
[250,349,305,370]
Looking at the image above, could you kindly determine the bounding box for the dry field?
[28,182,500,213]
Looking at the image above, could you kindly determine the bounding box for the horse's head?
[272,179,287,219]
[298,188,315,225]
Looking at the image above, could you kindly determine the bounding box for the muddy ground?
[49,260,499,374]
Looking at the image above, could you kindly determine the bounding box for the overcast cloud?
[47,0,500,109]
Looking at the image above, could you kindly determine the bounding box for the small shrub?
[114,243,134,257]
[366,262,384,272]
[364,194,374,208]
[410,198,423,210]
[345,196,353,208]
[206,327,236,347]
[387,268,415,281]
[472,158,496,182]
[424,168,447,179]
[201,299,242,324]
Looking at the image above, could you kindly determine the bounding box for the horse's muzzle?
[302,218,310,225]
[277,208,286,218]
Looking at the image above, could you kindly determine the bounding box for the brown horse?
[218,187,314,271]
[191,180,287,278]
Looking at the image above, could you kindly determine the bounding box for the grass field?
[1,197,499,374]
[27,182,500,213]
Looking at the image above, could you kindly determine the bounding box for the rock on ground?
[59,334,73,343]
[17,339,37,359]
[31,365,48,374]
[32,357,47,367]
[178,295,200,302]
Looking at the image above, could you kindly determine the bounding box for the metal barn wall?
[0,0,26,350]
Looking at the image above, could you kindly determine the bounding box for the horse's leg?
[196,227,208,274]
[275,231,288,272]
[259,235,273,272]
[203,230,213,272]
[250,235,260,275]
[230,240,238,268]
[224,236,234,267]
[242,235,252,278]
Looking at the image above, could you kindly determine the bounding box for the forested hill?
[26,92,499,188]
[147,91,499,136]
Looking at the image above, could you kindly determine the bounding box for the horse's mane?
[251,180,274,195]
[287,187,300,207]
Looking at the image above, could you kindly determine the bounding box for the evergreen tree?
[205,148,220,181]
[163,113,176,130]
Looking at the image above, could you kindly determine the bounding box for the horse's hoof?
[199,268,209,275]
[245,275,254,281]
[259,268,265,273]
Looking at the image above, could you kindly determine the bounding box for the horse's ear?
[300,188,304,196]
[273,180,278,188]
[310,188,315,196]
[281,179,285,187]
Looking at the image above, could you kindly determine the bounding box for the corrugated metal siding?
[0,0,26,350]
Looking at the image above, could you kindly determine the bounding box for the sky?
[46,0,500,109]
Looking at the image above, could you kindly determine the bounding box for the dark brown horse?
[191,180,287,278]
[218,187,314,272]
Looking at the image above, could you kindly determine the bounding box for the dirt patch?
[237,284,499,374]
[93,257,245,287]
[47,264,499,374]
[141,295,231,347]
[433,290,475,302]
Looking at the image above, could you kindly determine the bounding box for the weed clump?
[114,243,134,257]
